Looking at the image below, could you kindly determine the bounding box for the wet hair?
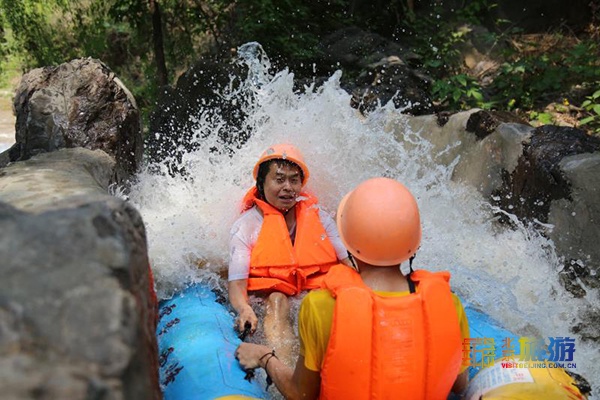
[256,159,304,200]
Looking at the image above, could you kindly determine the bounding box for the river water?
[127,44,598,398]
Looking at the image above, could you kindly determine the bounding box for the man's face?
[263,162,303,212]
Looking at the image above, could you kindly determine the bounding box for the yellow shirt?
[299,288,470,373]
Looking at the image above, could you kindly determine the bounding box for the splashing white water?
[127,43,598,398]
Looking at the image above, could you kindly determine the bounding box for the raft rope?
[238,322,252,341]
[238,322,278,389]
[243,367,255,382]
[238,322,257,382]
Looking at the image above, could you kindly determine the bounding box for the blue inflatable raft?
[157,284,268,400]
[156,285,517,400]
[463,305,517,379]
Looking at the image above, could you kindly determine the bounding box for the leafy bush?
[0,0,598,135]
[580,88,600,134]
[431,74,489,110]
[492,40,600,112]
[230,0,349,66]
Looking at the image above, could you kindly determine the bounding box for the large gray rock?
[318,27,434,115]
[403,111,600,300]
[493,126,600,226]
[0,148,115,213]
[537,152,600,298]
[147,57,247,170]
[0,149,160,399]
[6,58,142,184]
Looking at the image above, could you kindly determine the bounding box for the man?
[228,143,350,365]
[235,177,469,399]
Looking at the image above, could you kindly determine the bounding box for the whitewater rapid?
[126,43,598,398]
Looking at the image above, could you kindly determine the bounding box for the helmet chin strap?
[408,254,416,274]
[348,252,359,273]
[406,254,417,293]
[348,253,416,276]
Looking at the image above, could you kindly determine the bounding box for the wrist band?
[259,350,278,389]
[264,353,277,370]
[259,349,277,368]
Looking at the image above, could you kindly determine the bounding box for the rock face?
[318,26,434,116]
[0,148,115,212]
[404,111,600,301]
[493,126,600,228]
[0,58,160,399]
[0,201,159,400]
[146,31,436,169]
[0,148,160,400]
[491,125,600,297]
[146,57,247,170]
[6,58,143,184]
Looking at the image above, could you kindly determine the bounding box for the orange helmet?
[252,144,310,185]
[337,177,421,266]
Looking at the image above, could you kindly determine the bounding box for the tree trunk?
[149,0,168,87]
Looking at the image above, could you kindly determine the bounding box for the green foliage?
[493,61,534,110]
[431,74,489,110]
[0,8,5,77]
[580,88,600,134]
[394,0,503,111]
[232,0,349,64]
[393,0,599,124]
[0,0,143,69]
[0,0,598,136]
[528,111,554,126]
[456,0,497,26]
[1,0,74,67]
[0,0,158,122]
[399,0,495,72]
[400,22,461,75]
[420,27,470,74]
[491,40,600,111]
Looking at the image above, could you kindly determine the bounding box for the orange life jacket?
[319,264,462,400]
[241,188,338,296]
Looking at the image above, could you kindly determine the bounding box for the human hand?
[236,304,258,334]
[235,342,272,370]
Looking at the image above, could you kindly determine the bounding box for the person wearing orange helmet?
[235,177,470,399]
[228,144,351,365]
